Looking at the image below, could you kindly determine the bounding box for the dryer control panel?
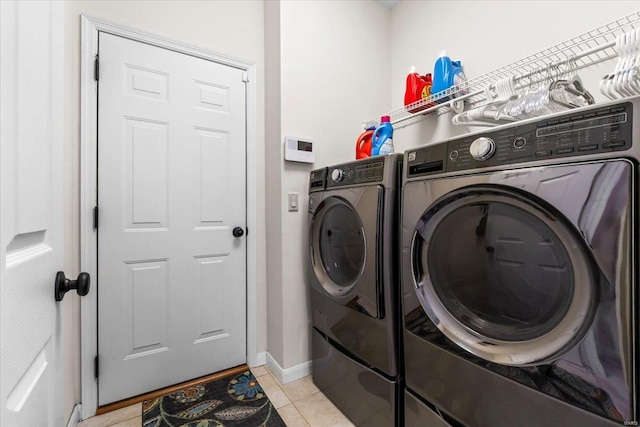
[327,157,385,188]
[406,101,633,178]
[446,102,633,173]
[309,167,327,192]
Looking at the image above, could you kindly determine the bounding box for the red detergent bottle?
[404,66,435,113]
[356,123,376,159]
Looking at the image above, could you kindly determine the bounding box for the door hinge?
[242,70,249,83]
[94,355,99,379]
[93,206,99,230]
[94,55,99,81]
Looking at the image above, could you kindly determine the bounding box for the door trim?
[79,15,259,419]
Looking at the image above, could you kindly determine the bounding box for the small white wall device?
[284,136,315,163]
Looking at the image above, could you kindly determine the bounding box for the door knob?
[232,227,245,237]
[55,271,90,302]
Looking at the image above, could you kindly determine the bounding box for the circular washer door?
[311,197,366,298]
[411,185,598,366]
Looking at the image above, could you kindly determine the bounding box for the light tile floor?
[78,366,355,427]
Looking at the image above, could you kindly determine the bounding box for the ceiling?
[376,0,400,10]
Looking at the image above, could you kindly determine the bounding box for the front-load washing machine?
[308,154,403,426]
[401,98,638,426]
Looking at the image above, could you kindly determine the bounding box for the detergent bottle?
[355,123,376,159]
[431,50,467,103]
[371,116,394,156]
[404,66,435,113]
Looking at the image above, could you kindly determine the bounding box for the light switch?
[288,192,298,212]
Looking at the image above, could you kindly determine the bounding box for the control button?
[611,106,625,113]
[469,137,496,161]
[449,150,459,160]
[584,112,596,118]
[513,137,527,149]
[596,109,610,116]
[578,144,598,152]
[537,121,548,128]
[572,115,584,121]
[331,169,344,182]
[548,119,559,125]
[535,150,552,157]
[599,115,625,125]
[555,147,574,154]
[603,141,626,148]
[559,117,570,123]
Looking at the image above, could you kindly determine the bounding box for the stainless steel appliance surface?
[308,154,403,426]
[401,97,638,427]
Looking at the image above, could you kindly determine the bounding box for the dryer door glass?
[412,186,597,364]
[428,201,573,341]
[318,203,365,290]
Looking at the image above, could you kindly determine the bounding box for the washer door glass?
[412,186,597,365]
[316,201,365,293]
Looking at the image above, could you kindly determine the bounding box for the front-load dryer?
[401,98,638,426]
[308,154,403,426]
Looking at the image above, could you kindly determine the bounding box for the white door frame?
[79,14,259,419]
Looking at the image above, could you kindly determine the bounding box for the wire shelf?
[373,11,640,130]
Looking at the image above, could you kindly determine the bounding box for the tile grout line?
[108,406,142,427]
[291,391,323,427]
[272,373,296,403]
[266,372,314,426]
[260,372,292,411]
[261,368,341,427]
[106,415,142,427]
[80,404,141,427]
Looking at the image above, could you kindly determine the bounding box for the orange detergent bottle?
[404,66,435,113]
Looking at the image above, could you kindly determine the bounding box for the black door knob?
[232,227,245,237]
[55,271,90,302]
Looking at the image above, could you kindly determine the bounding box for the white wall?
[62,0,267,420]
[265,0,285,366]
[390,1,640,152]
[267,0,392,371]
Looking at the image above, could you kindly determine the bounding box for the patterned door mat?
[143,370,287,426]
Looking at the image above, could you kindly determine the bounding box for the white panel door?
[0,1,65,426]
[98,33,247,405]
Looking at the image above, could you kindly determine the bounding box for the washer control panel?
[326,157,385,188]
[445,102,633,173]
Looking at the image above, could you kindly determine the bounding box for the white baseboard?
[249,351,267,368]
[266,352,312,385]
[66,404,82,427]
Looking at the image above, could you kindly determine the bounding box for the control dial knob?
[469,137,496,161]
[331,169,344,182]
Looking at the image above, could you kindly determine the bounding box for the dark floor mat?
[142,370,287,426]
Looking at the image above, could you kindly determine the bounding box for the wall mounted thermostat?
[284,136,315,163]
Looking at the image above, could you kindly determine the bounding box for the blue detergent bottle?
[431,50,467,103]
[371,116,394,156]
